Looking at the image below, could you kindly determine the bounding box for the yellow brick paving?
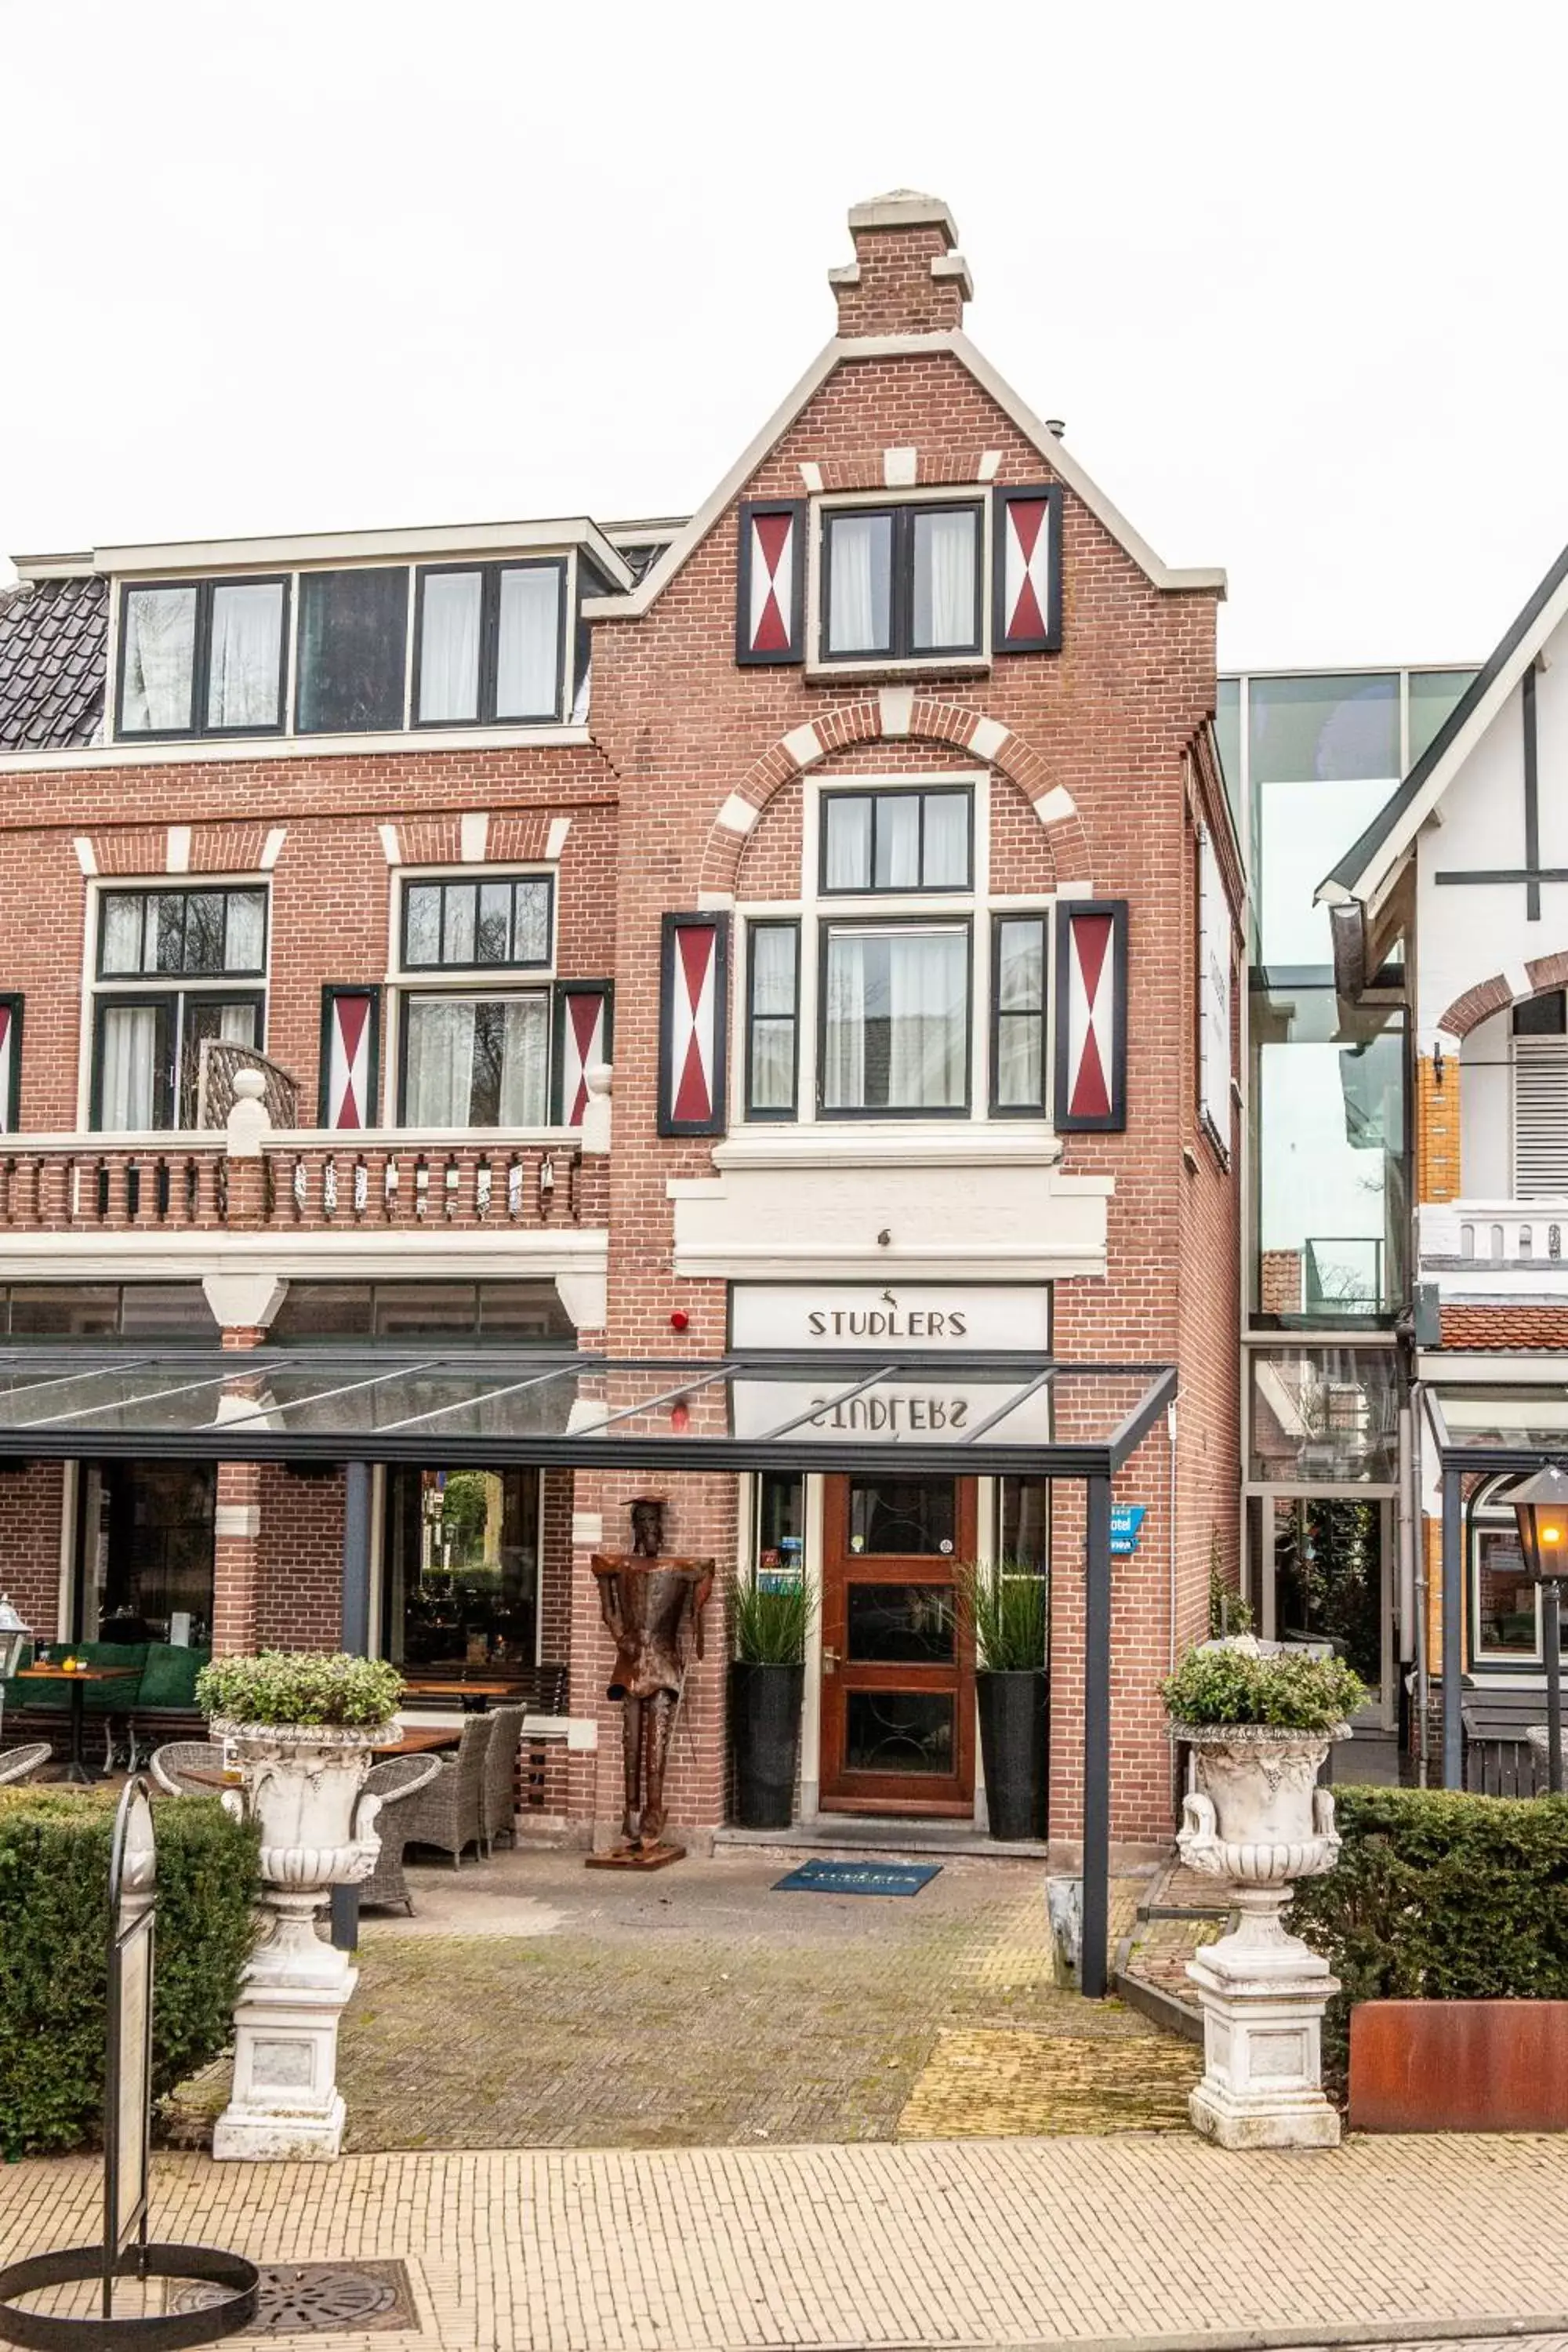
[5,2140,1568,2351]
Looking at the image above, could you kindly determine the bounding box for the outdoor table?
[399,1678,523,1710]
[14,1663,139,1784]
[180,1723,462,1791]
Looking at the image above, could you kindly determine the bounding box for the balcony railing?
[0,1131,602,1236]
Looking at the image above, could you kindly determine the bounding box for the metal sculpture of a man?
[587,1550,713,1868]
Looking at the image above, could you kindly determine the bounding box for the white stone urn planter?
[1174,1720,1347,2150]
[211,1719,390,2161]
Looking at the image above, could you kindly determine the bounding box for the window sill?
[0,724,593,772]
[804,654,992,686]
[710,1123,1063,1172]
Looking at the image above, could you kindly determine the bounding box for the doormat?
[772,1857,942,1897]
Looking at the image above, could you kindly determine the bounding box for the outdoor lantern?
[0,1594,27,1683]
[1511,1464,1568,1583]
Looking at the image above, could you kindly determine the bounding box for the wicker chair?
[151,1740,227,1796]
[358,1754,444,1914]
[400,1715,493,1867]
[480,1704,527,1856]
[0,1741,51,1786]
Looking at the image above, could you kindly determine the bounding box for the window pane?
[996,917,1047,1106]
[418,572,482,721]
[224,891,266,973]
[182,892,226,973]
[1515,991,1568,1037]
[405,998,475,1125]
[98,1004,164,1130]
[404,994,546,1127]
[477,883,511,964]
[922,792,969,887]
[1214,677,1242,836]
[1258,773,1399,966]
[152,895,184,975]
[405,884,441,967]
[495,567,560,719]
[848,1583,956,1662]
[496,997,549,1124]
[823,927,967,1111]
[1408,668,1476,768]
[750,924,796,1017]
[296,567,408,734]
[100,895,145,975]
[180,997,259,1125]
[873,797,920,889]
[750,1022,795,1110]
[513,880,550,963]
[1249,673,1399,786]
[848,1475,956,1555]
[755,1472,805,1575]
[382,1465,539,1671]
[207,582,283,729]
[996,918,1044,1011]
[1250,982,1406,1319]
[120,586,196,733]
[1248,1346,1399,1483]
[826,513,893,653]
[912,508,977,648]
[824,797,871,890]
[1000,1477,1050,1572]
[996,1016,1043,1109]
[443,884,476,966]
[1476,1523,1537,1656]
[844,1690,954,1775]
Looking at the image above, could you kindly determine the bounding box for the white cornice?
[0,724,597,776]
[17,518,634,591]
[0,1229,608,1280]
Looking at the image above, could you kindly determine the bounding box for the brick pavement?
[5,2138,1568,2351]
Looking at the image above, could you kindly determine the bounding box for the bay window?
[92,886,267,1131]
[118,579,289,738]
[821,924,970,1115]
[415,561,564,726]
[821,502,982,662]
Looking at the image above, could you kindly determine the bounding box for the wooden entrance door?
[818,1473,976,1815]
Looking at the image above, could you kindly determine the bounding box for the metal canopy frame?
[0,1344,1177,2002]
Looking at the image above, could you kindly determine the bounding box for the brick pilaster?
[1418,1053,1461,1203]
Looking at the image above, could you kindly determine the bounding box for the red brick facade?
[0,196,1239,1849]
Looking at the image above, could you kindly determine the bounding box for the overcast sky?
[2,0,1560,671]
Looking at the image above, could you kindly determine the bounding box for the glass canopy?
[1425,1385,1568,1470]
[0,1348,1175,1478]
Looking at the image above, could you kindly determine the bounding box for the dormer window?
[821,502,982,662]
[414,561,565,727]
[118,578,289,738]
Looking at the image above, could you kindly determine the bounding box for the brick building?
[0,193,1240,1876]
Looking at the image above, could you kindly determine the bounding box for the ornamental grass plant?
[953,1559,1049,1671]
[0,1787,259,2158]
[197,1649,404,1728]
[731,1571,814,1665]
[1160,1635,1364,1733]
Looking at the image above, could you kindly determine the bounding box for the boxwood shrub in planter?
[956,1562,1049,1842]
[729,1574,812,1829]
[0,1786,260,2158]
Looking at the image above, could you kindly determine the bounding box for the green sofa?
[1,1639,211,1766]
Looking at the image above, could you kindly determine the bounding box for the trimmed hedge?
[0,1787,260,2158]
[1289,1785,1568,2074]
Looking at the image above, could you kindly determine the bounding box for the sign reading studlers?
[729,1283,1051,1353]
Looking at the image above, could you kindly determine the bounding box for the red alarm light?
[670,1309,690,1333]
[670,1402,690,1433]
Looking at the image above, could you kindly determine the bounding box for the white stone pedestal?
[214,1895,361,2161]
[1185,1889,1341,2148]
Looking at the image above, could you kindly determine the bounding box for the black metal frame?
[318,985,383,1129]
[657,911,730,1138]
[96,887,269,983]
[743,918,800,1120]
[411,559,568,728]
[815,913,973,1120]
[818,785,975,897]
[89,989,266,1134]
[735,498,807,666]
[114,578,290,743]
[818,500,985,664]
[992,485,1064,655]
[989,910,1048,1116]
[399,871,555,972]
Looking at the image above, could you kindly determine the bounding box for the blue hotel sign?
[1110,1506,1145,1557]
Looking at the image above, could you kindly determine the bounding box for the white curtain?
[887,932,966,1105]
[874,796,920,889]
[825,797,870,890]
[749,927,797,1110]
[827,515,890,653]
[100,1005,160,1130]
[913,510,976,648]
[121,589,196,731]
[496,999,549,1123]
[405,999,475,1126]
[921,793,968,887]
[822,936,868,1108]
[495,568,560,717]
[419,573,482,721]
[206,583,282,728]
[405,996,549,1127]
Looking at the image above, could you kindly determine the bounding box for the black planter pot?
[729,1660,805,1829]
[976,1668,1049,1841]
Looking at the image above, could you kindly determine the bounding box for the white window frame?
[385,861,563,1135]
[804,486,993,681]
[80,873,273,1134]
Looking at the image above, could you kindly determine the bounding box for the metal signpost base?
[0,1780,258,2352]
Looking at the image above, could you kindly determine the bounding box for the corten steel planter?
[1351,2000,1568,2132]
[1174,1720,1347,2149]
[976,1668,1048,1841]
[729,1661,804,1829]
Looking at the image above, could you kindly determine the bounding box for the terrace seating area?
[0,1639,209,1770]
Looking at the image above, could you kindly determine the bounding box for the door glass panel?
[1475,1522,1539,1657]
[845,1690,954,1774]
[848,1476,956,1556]
[1271,1497,1382,1688]
[848,1582,956,1662]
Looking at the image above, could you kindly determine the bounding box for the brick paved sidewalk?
[5,2136,1568,2352]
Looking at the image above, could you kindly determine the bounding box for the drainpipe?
[1167,1396,1180,1673]
[1404,1401,1429,1784]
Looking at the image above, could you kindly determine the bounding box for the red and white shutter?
[993,485,1062,653]
[0,996,21,1133]
[1054,903,1127,1132]
[659,913,729,1136]
[554,982,612,1126]
[320,987,379,1130]
[735,499,805,665]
